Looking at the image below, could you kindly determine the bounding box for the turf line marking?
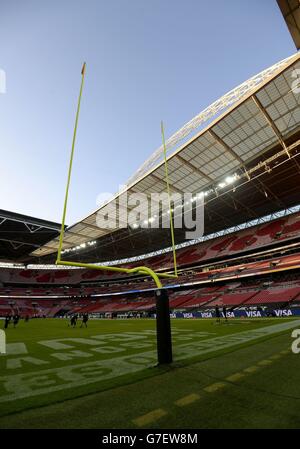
[269,354,282,360]
[174,393,201,407]
[257,359,273,366]
[243,365,260,374]
[226,372,245,382]
[280,349,290,355]
[204,382,226,393]
[133,409,167,427]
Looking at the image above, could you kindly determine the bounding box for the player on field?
[13,314,20,328]
[215,305,221,324]
[80,313,89,328]
[4,314,11,329]
[69,314,78,328]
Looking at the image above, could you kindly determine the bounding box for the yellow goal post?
[56,63,178,289]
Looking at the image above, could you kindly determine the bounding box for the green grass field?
[0,317,300,429]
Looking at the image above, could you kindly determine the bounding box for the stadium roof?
[32,52,300,263]
[0,209,61,263]
[277,0,300,49]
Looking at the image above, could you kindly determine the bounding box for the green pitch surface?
[0,317,300,428]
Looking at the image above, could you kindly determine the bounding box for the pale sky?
[0,0,296,225]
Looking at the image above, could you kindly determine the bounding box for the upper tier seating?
[243,285,300,305]
[1,212,300,285]
[1,275,300,315]
[208,291,259,307]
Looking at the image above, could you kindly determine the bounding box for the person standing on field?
[13,314,20,328]
[4,315,10,330]
[215,305,221,324]
[81,313,89,328]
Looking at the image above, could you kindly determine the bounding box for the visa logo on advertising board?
[200,312,213,318]
[245,311,262,318]
[274,309,292,317]
[183,313,194,319]
[222,312,235,318]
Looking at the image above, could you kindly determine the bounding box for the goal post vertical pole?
[153,121,175,365]
[57,62,86,263]
[155,288,173,364]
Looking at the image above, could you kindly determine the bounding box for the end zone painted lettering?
[0,330,5,354]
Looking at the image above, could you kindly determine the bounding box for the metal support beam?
[208,129,251,180]
[0,237,39,248]
[24,223,42,234]
[150,173,183,194]
[176,154,211,182]
[252,94,290,157]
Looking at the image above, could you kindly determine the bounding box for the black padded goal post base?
[155,289,173,364]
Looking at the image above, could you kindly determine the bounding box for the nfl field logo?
[0,330,5,354]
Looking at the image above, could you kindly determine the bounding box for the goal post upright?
[56,63,176,365]
[57,62,86,263]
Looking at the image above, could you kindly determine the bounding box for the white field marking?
[0,330,5,354]
[38,332,158,351]
[1,329,199,370]
[172,320,300,359]
[204,382,226,393]
[5,343,28,355]
[92,346,126,354]
[225,372,245,382]
[0,353,157,403]
[174,393,201,406]
[243,366,260,374]
[38,337,117,350]
[51,350,95,361]
[0,321,299,403]
[0,330,175,368]
[172,336,194,341]
[90,333,152,341]
[103,330,157,335]
[172,331,215,342]
[116,342,153,349]
[269,354,282,360]
[6,357,49,370]
[257,359,273,366]
[133,408,167,427]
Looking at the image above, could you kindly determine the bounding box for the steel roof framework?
[0,210,61,262]
[277,0,300,50]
